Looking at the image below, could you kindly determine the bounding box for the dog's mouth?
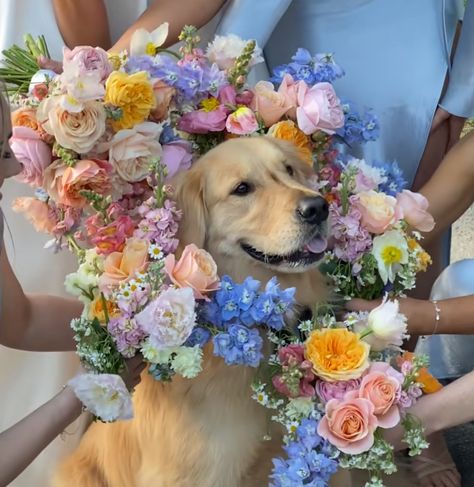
[240,234,328,269]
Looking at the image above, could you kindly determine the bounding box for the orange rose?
[164,244,220,300]
[150,80,175,122]
[398,352,443,394]
[12,197,55,234]
[11,107,45,136]
[43,159,111,208]
[99,238,149,290]
[268,120,313,165]
[305,328,370,382]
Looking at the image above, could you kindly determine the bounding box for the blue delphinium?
[336,100,380,145]
[159,124,180,145]
[213,324,263,367]
[184,326,212,348]
[372,160,407,196]
[270,419,338,487]
[271,49,344,86]
[201,276,296,331]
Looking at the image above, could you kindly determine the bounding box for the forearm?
[420,131,474,244]
[408,296,474,335]
[0,387,82,487]
[52,0,111,49]
[110,0,225,53]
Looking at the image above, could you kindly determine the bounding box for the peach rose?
[150,80,175,122]
[108,122,162,182]
[99,238,149,290]
[12,197,55,234]
[305,328,370,382]
[165,244,220,300]
[317,397,378,454]
[43,159,111,208]
[268,120,312,165]
[11,107,44,135]
[356,362,403,428]
[251,79,295,127]
[38,97,106,153]
[354,190,402,234]
[396,190,435,233]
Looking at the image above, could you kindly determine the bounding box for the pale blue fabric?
[416,259,474,379]
[216,0,474,186]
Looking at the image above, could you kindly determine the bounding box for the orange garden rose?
[305,328,370,382]
[11,107,45,135]
[105,71,156,131]
[268,120,313,165]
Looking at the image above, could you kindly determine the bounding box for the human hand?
[430,106,451,134]
[121,354,146,391]
[345,297,432,335]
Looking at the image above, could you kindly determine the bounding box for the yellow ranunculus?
[268,120,313,165]
[105,71,156,131]
[305,328,370,382]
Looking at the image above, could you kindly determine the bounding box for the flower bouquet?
[6,24,437,485]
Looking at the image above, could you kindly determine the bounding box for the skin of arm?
[110,0,226,53]
[0,248,82,351]
[52,0,112,49]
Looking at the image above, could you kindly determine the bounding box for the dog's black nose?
[297,196,329,225]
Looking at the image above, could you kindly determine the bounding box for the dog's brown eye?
[232,182,253,196]
[285,165,294,176]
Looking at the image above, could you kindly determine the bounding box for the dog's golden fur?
[53,137,347,487]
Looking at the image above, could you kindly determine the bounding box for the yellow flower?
[408,238,432,272]
[268,120,313,165]
[88,295,118,324]
[201,97,220,112]
[105,71,155,131]
[305,328,370,382]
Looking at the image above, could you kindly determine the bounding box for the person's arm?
[419,130,474,245]
[52,0,111,49]
[347,295,474,336]
[0,248,82,351]
[110,0,226,53]
[0,356,145,487]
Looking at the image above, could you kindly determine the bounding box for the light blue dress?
[216,0,474,186]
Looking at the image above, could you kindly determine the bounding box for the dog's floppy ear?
[172,165,207,250]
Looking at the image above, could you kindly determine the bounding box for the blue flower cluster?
[271,49,344,86]
[336,100,380,145]
[202,276,296,331]
[213,324,263,367]
[372,160,407,196]
[125,55,227,104]
[184,326,212,348]
[271,419,338,487]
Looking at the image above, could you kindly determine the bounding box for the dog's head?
[172,137,328,277]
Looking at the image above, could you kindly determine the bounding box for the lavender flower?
[108,316,146,358]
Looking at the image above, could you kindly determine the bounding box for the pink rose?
[356,362,403,429]
[10,126,52,187]
[226,107,259,135]
[63,46,112,82]
[178,106,228,134]
[43,158,111,208]
[278,74,299,119]
[12,197,55,234]
[278,344,306,365]
[162,139,193,181]
[251,77,296,127]
[396,190,435,232]
[164,244,219,300]
[315,378,361,403]
[150,80,175,122]
[296,81,344,135]
[317,397,378,454]
[354,190,402,234]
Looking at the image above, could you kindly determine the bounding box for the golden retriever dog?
[53,137,349,487]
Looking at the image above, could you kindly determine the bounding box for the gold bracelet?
[431,299,441,335]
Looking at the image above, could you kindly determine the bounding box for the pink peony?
[356,362,403,429]
[10,126,52,187]
[296,81,344,135]
[226,107,259,135]
[315,378,361,403]
[63,46,112,82]
[162,139,193,181]
[164,244,219,300]
[396,190,435,233]
[317,397,378,454]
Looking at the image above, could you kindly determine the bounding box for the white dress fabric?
[0,2,148,486]
[0,1,224,485]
